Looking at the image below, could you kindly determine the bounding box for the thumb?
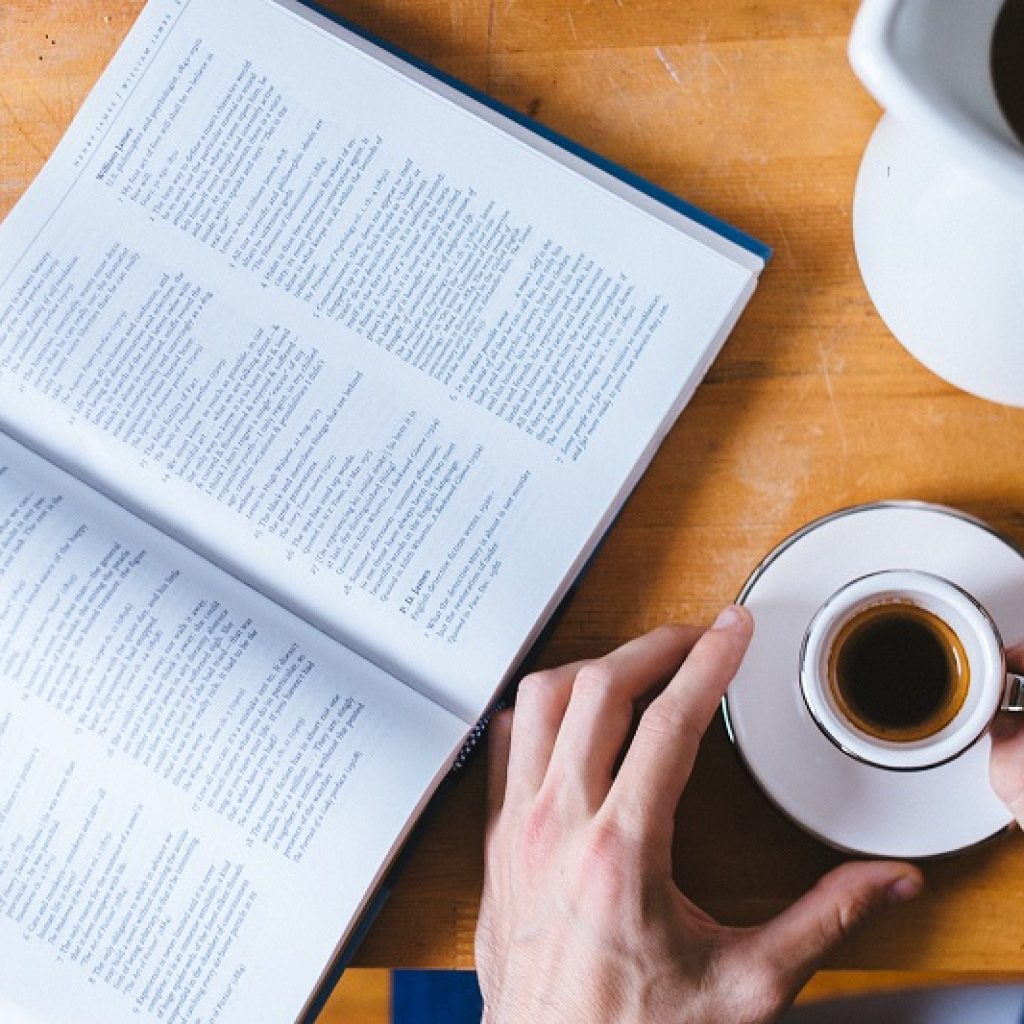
[991,643,1024,820]
[990,711,1024,821]
[745,861,923,999]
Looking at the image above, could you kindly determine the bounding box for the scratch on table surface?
[818,332,850,463]
[566,8,578,42]
[602,68,638,124]
[0,91,46,160]
[743,180,850,469]
[654,46,682,86]
[704,42,729,81]
[747,182,799,271]
[733,430,807,521]
[27,81,60,130]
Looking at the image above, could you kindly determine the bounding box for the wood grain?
[4,0,1024,975]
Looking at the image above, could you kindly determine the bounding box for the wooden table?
[4,0,1024,976]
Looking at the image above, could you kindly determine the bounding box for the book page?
[0,0,759,722]
[0,432,465,1024]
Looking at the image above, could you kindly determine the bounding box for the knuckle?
[742,969,788,1023]
[516,788,560,862]
[581,817,627,868]
[600,800,658,848]
[829,890,874,941]
[654,622,697,646]
[517,669,554,699]
[638,696,694,742]
[572,662,615,699]
[812,872,879,943]
[707,953,789,1024]
[516,670,562,714]
[689,629,738,673]
[575,820,635,909]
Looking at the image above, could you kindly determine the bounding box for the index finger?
[604,605,753,840]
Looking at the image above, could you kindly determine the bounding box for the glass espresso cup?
[800,569,1024,770]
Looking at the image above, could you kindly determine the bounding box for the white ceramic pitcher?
[849,0,1024,406]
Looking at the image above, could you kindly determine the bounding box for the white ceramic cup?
[800,569,1024,770]
[848,0,1024,406]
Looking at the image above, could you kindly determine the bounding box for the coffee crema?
[828,602,969,743]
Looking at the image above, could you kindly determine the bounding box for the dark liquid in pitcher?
[993,0,1024,145]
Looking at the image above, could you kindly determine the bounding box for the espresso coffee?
[993,0,1024,146]
[829,603,969,742]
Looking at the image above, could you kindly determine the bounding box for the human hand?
[476,611,924,1024]
[988,644,1024,822]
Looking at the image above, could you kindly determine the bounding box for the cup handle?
[1001,673,1024,712]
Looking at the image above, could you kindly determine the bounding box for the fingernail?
[711,605,745,632]
[886,873,923,905]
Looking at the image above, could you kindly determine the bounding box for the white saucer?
[722,502,1024,859]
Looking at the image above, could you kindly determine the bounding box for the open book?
[0,0,766,1020]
